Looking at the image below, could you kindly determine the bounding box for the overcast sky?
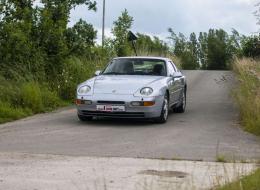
[70,0,259,43]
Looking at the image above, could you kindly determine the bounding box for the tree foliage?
[135,33,169,56]
[241,35,260,58]
[0,0,97,82]
[112,9,133,56]
[168,28,245,70]
[66,19,97,56]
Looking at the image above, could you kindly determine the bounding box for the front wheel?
[78,114,93,121]
[155,94,169,124]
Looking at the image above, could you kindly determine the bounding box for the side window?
[167,61,176,76]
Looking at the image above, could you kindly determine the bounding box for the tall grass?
[0,81,66,124]
[216,169,260,190]
[233,58,260,136]
[0,56,108,124]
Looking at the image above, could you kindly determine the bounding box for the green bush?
[0,101,30,124]
[58,56,106,100]
[0,80,65,123]
[0,77,22,106]
[41,85,64,111]
[21,82,44,113]
[20,82,65,113]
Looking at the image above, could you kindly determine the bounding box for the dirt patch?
[139,170,188,178]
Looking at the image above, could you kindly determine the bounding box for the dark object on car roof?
[128,31,138,56]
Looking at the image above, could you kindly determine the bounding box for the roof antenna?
[128,31,138,56]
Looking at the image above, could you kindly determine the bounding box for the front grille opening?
[97,101,125,105]
[81,111,145,118]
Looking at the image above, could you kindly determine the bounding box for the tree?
[66,19,97,56]
[112,9,133,56]
[244,3,260,58]
[241,35,260,58]
[187,32,200,69]
[136,33,153,55]
[168,28,199,69]
[0,0,97,82]
[198,32,208,69]
[0,0,44,80]
[168,28,239,70]
[207,29,231,70]
[135,33,169,56]
[179,51,197,70]
[168,28,187,57]
[38,0,96,81]
[151,36,169,56]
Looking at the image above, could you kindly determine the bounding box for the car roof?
[113,56,170,62]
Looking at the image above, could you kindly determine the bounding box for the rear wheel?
[155,94,169,123]
[78,114,93,121]
[173,90,186,113]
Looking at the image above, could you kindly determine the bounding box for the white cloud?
[69,0,259,41]
[234,0,257,5]
[95,27,113,45]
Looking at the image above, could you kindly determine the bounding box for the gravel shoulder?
[0,152,258,190]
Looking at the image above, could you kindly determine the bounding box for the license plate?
[96,105,125,112]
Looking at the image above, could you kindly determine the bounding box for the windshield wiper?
[103,72,127,75]
[103,72,119,75]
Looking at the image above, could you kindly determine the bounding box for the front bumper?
[76,93,164,119]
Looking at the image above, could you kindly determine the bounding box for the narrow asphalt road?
[0,71,259,161]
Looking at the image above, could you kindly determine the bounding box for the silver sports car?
[76,57,187,123]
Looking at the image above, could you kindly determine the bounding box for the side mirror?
[172,72,182,79]
[95,70,101,76]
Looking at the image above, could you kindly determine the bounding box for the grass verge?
[233,58,260,136]
[216,169,260,190]
[0,81,69,124]
[0,57,107,124]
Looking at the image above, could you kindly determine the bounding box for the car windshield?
[102,58,167,76]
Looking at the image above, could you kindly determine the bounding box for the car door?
[167,61,179,105]
[171,62,185,101]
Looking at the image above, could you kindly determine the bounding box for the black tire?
[78,114,93,121]
[173,89,186,113]
[155,94,169,124]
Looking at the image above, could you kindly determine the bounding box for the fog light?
[131,101,142,106]
[86,100,93,105]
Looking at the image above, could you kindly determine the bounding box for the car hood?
[93,75,163,95]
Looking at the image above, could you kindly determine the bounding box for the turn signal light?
[76,99,83,105]
[131,101,155,107]
[75,99,92,105]
[143,101,155,107]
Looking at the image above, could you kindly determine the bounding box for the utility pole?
[102,0,106,47]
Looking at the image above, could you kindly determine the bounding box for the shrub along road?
[0,71,259,161]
